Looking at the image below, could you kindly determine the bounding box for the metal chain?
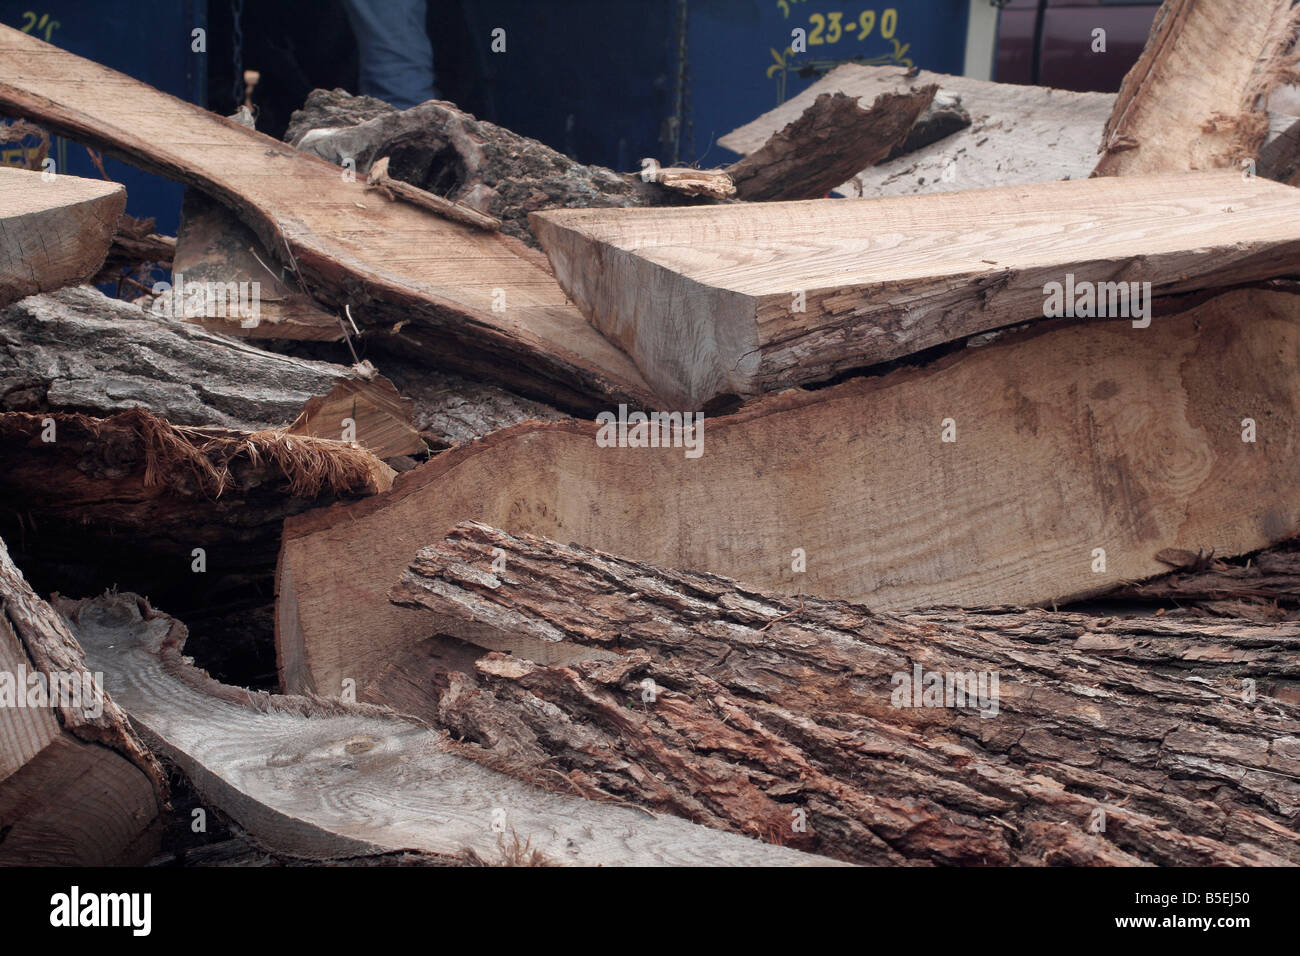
[231,0,245,106]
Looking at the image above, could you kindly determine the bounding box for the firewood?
[58,590,835,866]
[532,171,1300,407]
[0,285,422,457]
[276,288,1300,699]
[721,64,1114,197]
[0,536,165,864]
[0,25,655,414]
[0,166,124,306]
[365,156,501,231]
[1094,0,1300,176]
[384,522,1300,865]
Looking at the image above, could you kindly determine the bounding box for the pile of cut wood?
[3,1,1300,868]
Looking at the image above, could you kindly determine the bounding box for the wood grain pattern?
[0,25,654,413]
[277,288,1300,698]
[0,166,124,306]
[720,64,1114,198]
[0,537,163,865]
[61,591,835,866]
[1095,0,1300,176]
[533,171,1300,406]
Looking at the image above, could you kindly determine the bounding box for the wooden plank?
[380,522,1300,865]
[0,25,655,413]
[60,590,836,866]
[720,64,1114,197]
[276,288,1300,698]
[533,171,1300,407]
[0,536,164,865]
[0,166,124,306]
[1095,0,1300,176]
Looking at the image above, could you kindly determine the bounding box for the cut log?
[0,26,655,414]
[0,285,422,457]
[0,165,124,306]
[532,171,1300,407]
[1094,0,1300,176]
[94,213,175,282]
[277,288,1300,698]
[0,536,165,865]
[384,522,1300,865]
[58,590,834,866]
[724,88,937,201]
[720,64,1114,197]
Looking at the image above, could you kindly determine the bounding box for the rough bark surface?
[387,523,1300,866]
[58,590,834,866]
[726,88,937,201]
[285,89,705,248]
[0,286,415,450]
[0,535,165,865]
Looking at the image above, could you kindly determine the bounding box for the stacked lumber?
[3,0,1300,870]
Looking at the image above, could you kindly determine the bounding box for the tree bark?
[387,522,1300,866]
[0,536,165,864]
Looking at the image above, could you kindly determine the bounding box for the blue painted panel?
[0,1,208,235]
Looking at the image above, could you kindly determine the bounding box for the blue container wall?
[0,1,208,235]
[688,0,969,163]
[455,0,966,172]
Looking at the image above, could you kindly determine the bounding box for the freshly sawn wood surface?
[0,166,124,306]
[0,25,655,413]
[277,289,1300,698]
[60,590,835,866]
[533,171,1300,406]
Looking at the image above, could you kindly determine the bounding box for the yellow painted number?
[858,10,875,38]
[881,7,898,39]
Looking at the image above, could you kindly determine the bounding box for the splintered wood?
[278,289,1300,700]
[0,166,124,306]
[0,24,654,413]
[533,172,1300,407]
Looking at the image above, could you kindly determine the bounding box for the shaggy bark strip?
[0,536,165,864]
[387,523,1300,866]
[1094,0,1300,176]
[56,590,834,866]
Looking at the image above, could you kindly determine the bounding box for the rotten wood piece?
[0,285,422,457]
[0,536,165,865]
[721,64,1114,197]
[725,88,936,201]
[533,171,1300,407]
[0,26,655,414]
[58,590,834,866]
[1094,0,1300,176]
[366,156,501,231]
[0,165,124,306]
[277,288,1300,699]
[383,522,1300,865]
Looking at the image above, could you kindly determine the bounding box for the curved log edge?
[57,591,838,867]
[385,522,1300,866]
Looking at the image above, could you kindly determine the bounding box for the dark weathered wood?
[385,522,1300,866]
[0,26,656,414]
[1094,0,1300,176]
[0,285,419,457]
[0,536,165,865]
[366,156,501,231]
[725,88,936,201]
[59,590,835,866]
[0,166,124,306]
